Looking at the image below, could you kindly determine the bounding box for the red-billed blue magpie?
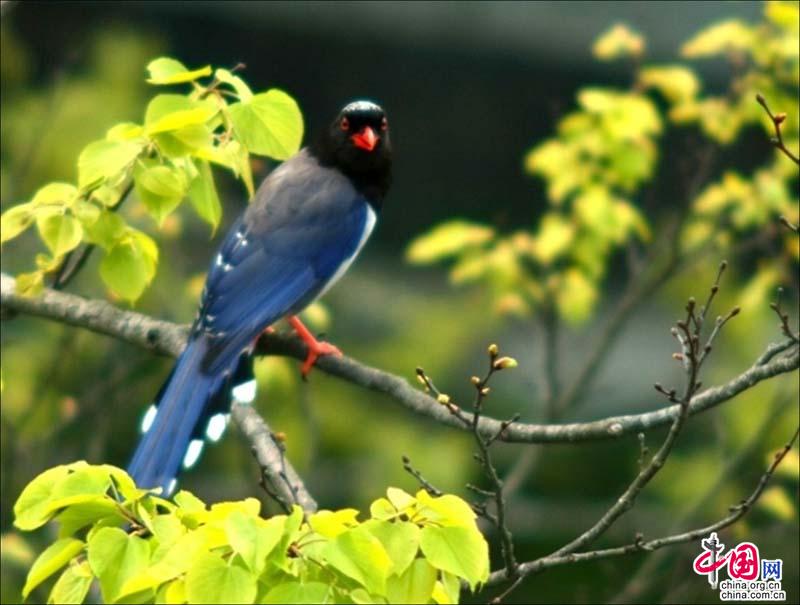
[128,100,392,494]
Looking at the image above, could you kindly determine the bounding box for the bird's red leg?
[287,315,342,378]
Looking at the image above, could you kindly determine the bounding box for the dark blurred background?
[1,2,797,604]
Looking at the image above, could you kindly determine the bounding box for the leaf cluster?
[407,1,799,323]
[1,57,304,302]
[14,462,489,604]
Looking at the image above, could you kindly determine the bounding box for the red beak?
[351,126,378,152]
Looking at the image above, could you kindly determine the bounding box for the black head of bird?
[313,100,392,201]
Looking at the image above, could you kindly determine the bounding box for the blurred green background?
[1,2,798,603]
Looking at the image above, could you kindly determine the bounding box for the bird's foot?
[287,315,342,379]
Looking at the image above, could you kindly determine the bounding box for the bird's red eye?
[380,117,388,131]
[340,117,349,131]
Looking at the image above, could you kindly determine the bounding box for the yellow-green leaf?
[639,65,700,104]
[1,203,36,243]
[31,183,79,207]
[406,220,495,264]
[146,57,212,85]
[386,558,437,605]
[555,268,597,324]
[78,139,144,189]
[100,233,158,302]
[531,213,574,265]
[214,68,253,102]
[188,159,221,230]
[593,23,645,61]
[48,560,93,605]
[419,525,489,591]
[145,94,218,135]
[681,19,755,58]
[36,213,83,257]
[134,163,188,225]
[184,551,257,605]
[87,527,150,603]
[323,526,393,595]
[23,538,84,598]
[229,89,304,160]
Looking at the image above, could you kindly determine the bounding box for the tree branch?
[486,425,799,585]
[1,272,797,446]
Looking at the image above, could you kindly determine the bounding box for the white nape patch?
[140,404,157,433]
[223,263,233,272]
[167,478,177,496]
[215,254,224,267]
[206,413,229,442]
[231,379,257,404]
[343,100,382,113]
[318,206,376,299]
[183,439,204,469]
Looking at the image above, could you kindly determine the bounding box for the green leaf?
[23,538,84,598]
[32,183,79,207]
[431,572,460,604]
[188,160,221,230]
[107,122,145,142]
[419,525,489,590]
[531,213,574,265]
[36,213,83,257]
[185,551,257,604]
[83,211,126,250]
[87,527,150,603]
[173,490,206,513]
[416,491,477,529]
[156,578,186,605]
[48,560,93,605]
[134,163,188,225]
[1,203,36,243]
[145,94,218,135]
[119,529,207,597]
[57,500,126,537]
[14,465,74,530]
[146,57,212,85]
[214,68,253,102]
[224,511,284,575]
[362,519,420,576]
[262,582,332,604]
[229,89,304,160]
[406,221,495,264]
[308,509,360,538]
[78,139,143,189]
[155,129,214,158]
[324,526,392,595]
[14,271,45,297]
[681,19,754,58]
[592,23,644,61]
[638,65,700,104]
[99,232,158,302]
[555,268,597,324]
[386,558,437,605]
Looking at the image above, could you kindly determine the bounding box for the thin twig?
[486,425,799,585]
[756,93,800,165]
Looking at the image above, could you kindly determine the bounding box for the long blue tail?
[127,336,251,494]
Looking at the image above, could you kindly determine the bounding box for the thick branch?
[2,273,798,445]
[231,403,317,513]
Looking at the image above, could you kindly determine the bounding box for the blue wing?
[128,150,375,491]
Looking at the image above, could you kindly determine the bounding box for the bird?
[127,100,392,494]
